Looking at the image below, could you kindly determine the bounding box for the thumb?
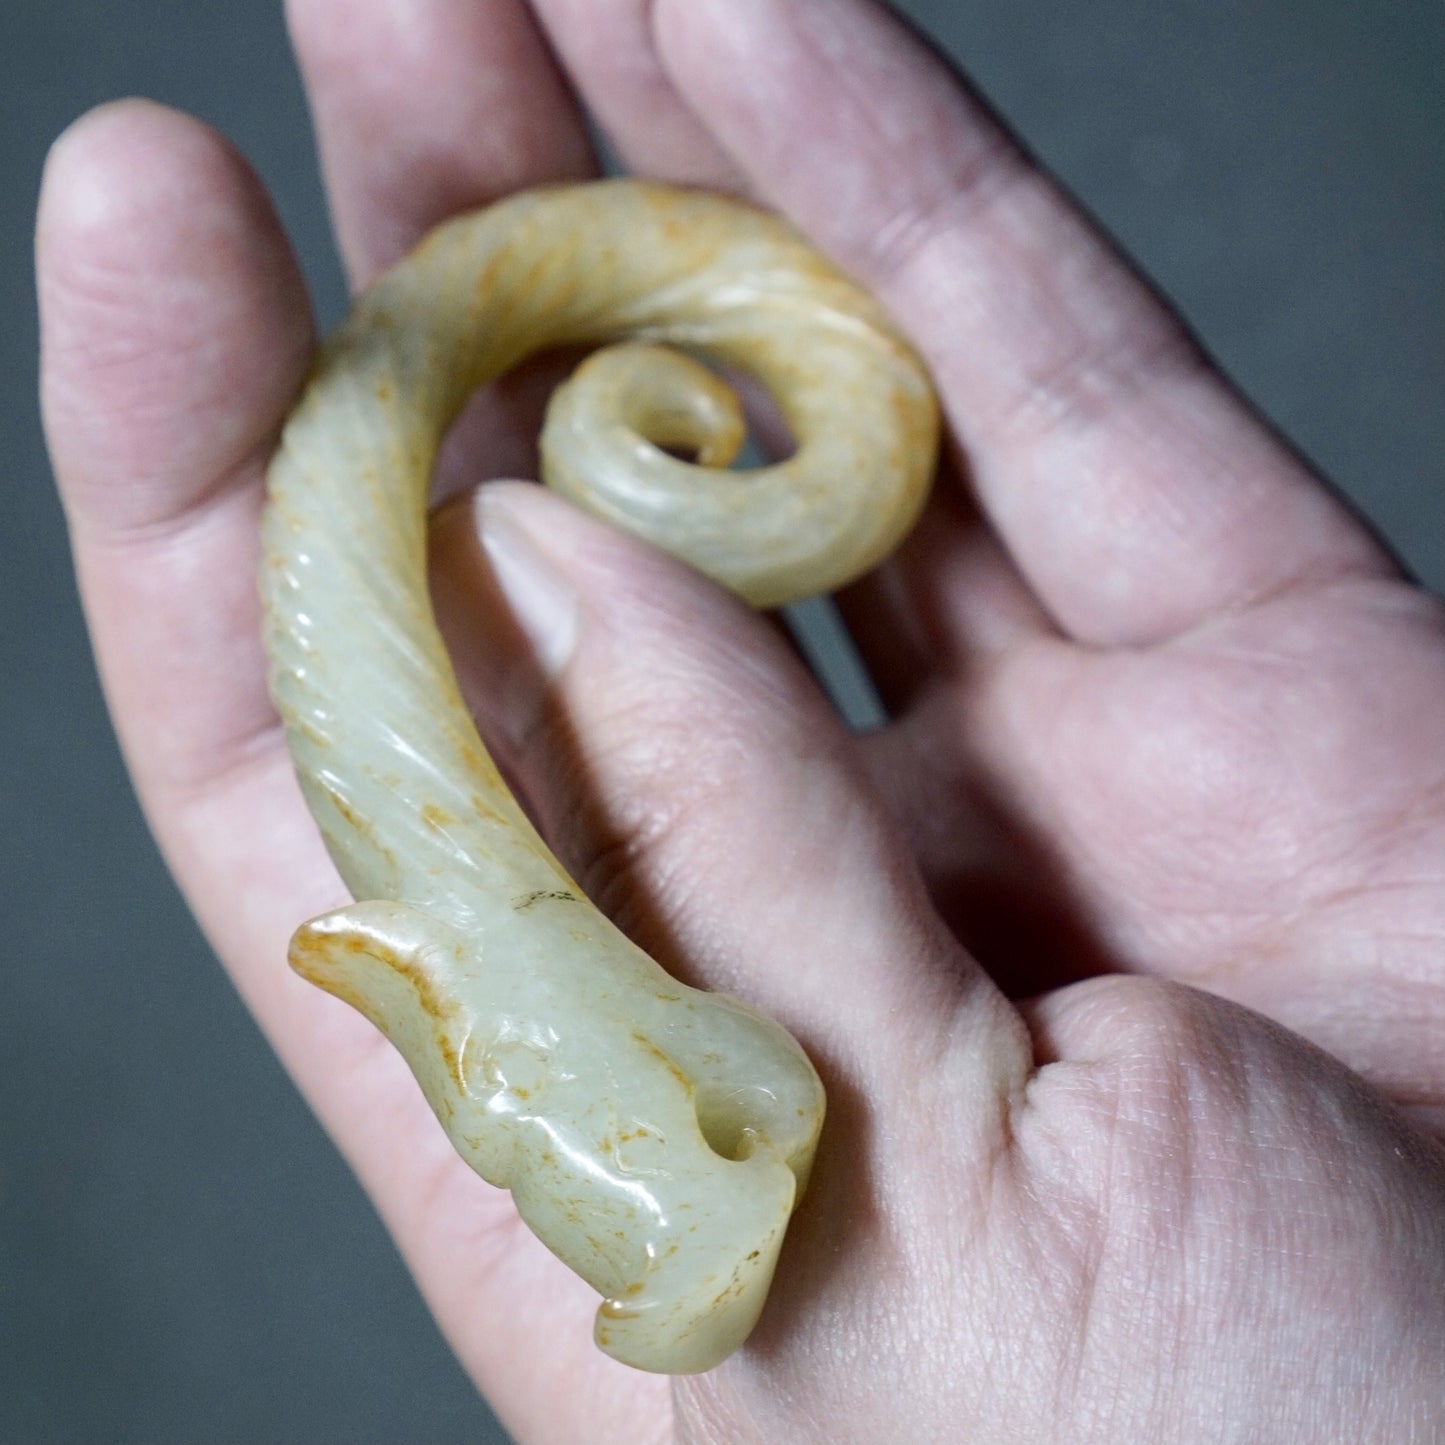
[431,481,1029,1115]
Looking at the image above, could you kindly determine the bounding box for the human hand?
[37,1,1444,1442]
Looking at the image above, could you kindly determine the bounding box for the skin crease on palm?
[33,0,1444,1442]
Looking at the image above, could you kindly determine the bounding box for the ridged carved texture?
[260,179,938,1373]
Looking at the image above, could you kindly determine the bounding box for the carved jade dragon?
[260,179,938,1373]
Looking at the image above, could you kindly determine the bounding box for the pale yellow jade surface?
[260,179,938,1373]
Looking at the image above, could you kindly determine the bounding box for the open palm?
[38,1,1443,1442]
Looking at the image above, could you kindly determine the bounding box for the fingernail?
[476,489,580,684]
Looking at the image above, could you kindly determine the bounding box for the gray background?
[1,3,1439,1443]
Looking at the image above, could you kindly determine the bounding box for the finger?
[431,483,1031,1105]
[38,99,314,800]
[35,93,419,1311]
[286,0,595,288]
[38,102,658,1439]
[36,103,373,1270]
[528,0,744,190]
[650,0,1397,647]
[431,482,1036,1403]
